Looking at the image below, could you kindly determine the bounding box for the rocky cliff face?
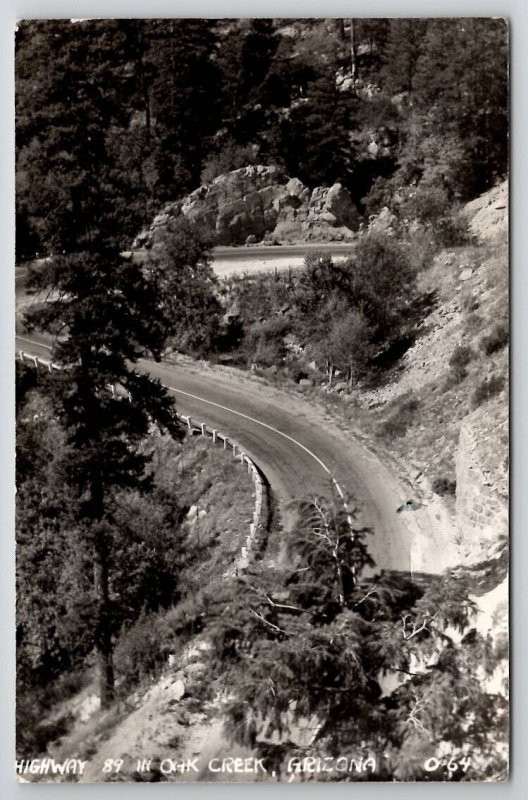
[455,399,508,564]
[463,179,508,242]
[134,165,359,248]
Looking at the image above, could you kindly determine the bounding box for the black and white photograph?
[14,16,509,783]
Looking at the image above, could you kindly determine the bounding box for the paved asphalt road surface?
[17,243,357,282]
[16,332,454,576]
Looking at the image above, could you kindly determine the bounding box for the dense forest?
[15,18,508,781]
[16,18,507,260]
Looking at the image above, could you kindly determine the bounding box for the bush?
[403,227,437,273]
[480,322,509,355]
[471,374,506,407]
[291,367,309,383]
[245,316,290,367]
[315,308,374,382]
[465,311,484,334]
[200,140,260,184]
[397,184,470,248]
[447,344,473,384]
[403,185,452,225]
[252,338,285,368]
[434,213,471,247]
[405,185,469,247]
[113,613,171,693]
[450,344,473,370]
[431,476,457,497]
[380,394,420,440]
[351,233,417,334]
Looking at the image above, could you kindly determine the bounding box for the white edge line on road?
[17,336,52,350]
[16,335,350,508]
[168,385,353,525]
[164,385,350,500]
[165,384,333,477]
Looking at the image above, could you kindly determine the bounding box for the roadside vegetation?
[33,497,508,782]
[16,364,255,757]
[314,235,509,507]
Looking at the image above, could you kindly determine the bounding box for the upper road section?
[17,243,357,284]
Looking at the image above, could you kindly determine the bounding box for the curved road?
[16,333,454,575]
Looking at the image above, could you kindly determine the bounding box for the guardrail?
[17,350,61,371]
[16,350,270,574]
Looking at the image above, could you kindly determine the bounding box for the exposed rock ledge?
[134,165,360,248]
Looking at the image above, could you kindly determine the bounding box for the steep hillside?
[463,180,508,241]
[355,181,508,565]
[16,426,257,771]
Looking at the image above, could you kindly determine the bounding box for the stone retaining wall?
[455,408,508,564]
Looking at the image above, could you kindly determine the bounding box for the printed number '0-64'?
[424,756,471,773]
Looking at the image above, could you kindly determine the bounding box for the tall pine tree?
[17,19,183,705]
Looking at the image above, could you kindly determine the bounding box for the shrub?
[480,322,509,355]
[291,367,309,383]
[465,311,484,334]
[433,212,471,248]
[351,233,417,335]
[405,185,452,225]
[252,338,286,368]
[471,374,506,407]
[200,140,260,184]
[113,613,170,693]
[398,184,470,247]
[450,344,473,369]
[380,394,420,440]
[403,227,437,273]
[447,344,473,384]
[245,316,290,367]
[431,476,457,497]
[314,308,373,382]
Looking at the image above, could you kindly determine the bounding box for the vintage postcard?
[15,18,508,782]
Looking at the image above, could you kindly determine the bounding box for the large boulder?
[324,183,359,228]
[180,166,288,245]
[367,206,398,237]
[134,165,360,248]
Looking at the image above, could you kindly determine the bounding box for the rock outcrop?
[463,179,508,241]
[133,165,359,248]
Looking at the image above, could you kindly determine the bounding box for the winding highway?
[15,332,454,576]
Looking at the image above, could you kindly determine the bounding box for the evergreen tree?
[277,71,357,188]
[146,19,221,198]
[17,19,184,706]
[15,368,184,750]
[146,215,223,355]
[204,497,507,780]
[380,19,427,95]
[411,18,508,197]
[215,19,280,150]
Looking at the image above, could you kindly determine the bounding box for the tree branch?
[249,609,289,635]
